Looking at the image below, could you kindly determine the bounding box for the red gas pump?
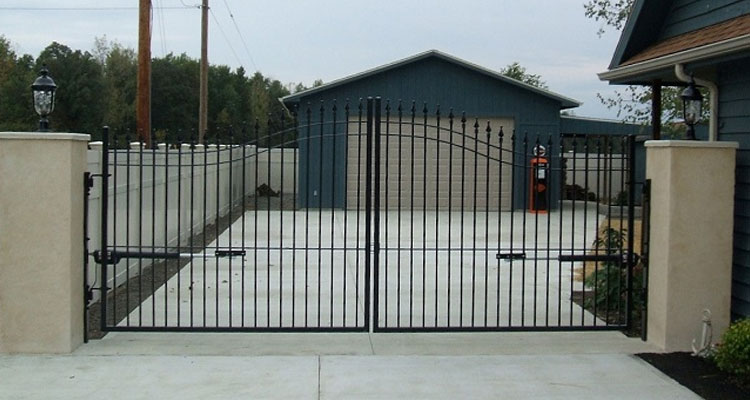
[529,144,549,213]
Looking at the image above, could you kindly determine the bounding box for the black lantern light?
[680,77,703,140]
[31,65,57,132]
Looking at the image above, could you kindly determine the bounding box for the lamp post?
[31,65,57,132]
[680,77,703,140]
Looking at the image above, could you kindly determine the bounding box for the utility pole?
[199,0,209,143]
[137,0,152,146]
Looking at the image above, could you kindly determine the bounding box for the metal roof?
[281,49,581,109]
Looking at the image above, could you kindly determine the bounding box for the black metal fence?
[88,97,645,334]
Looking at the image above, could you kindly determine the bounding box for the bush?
[714,319,750,379]
[583,228,644,313]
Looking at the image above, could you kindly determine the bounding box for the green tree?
[500,62,548,89]
[0,36,36,131]
[584,0,708,137]
[35,42,106,136]
[584,0,634,36]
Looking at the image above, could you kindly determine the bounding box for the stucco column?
[645,140,737,352]
[0,132,90,354]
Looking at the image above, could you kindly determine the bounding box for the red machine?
[529,145,549,213]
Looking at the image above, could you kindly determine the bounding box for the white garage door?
[346,117,515,211]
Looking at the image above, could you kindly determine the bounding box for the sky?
[0,0,627,119]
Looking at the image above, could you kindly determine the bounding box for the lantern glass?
[33,89,55,116]
[684,98,702,126]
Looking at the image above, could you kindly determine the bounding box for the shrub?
[714,319,750,379]
[583,228,644,313]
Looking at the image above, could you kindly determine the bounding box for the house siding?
[660,0,750,40]
[286,56,562,209]
[718,56,750,318]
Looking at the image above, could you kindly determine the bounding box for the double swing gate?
[89,97,645,334]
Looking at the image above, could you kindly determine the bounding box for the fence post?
[645,140,737,351]
[0,132,90,353]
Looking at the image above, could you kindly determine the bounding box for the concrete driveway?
[122,205,616,330]
[0,332,699,399]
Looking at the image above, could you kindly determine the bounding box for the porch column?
[0,132,89,354]
[645,140,737,352]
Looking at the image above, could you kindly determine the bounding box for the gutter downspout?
[675,64,719,141]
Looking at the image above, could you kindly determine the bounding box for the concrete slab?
[116,206,612,330]
[76,331,656,357]
[320,355,700,400]
[0,355,318,400]
[0,352,697,400]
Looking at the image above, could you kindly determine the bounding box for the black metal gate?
[88,97,644,334]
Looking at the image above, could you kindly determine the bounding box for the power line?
[0,6,194,11]
[220,0,258,72]
[152,0,169,55]
[209,8,246,72]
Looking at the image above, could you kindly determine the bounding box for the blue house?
[600,0,750,318]
[282,50,643,210]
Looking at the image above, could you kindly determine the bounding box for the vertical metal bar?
[254,119,260,327]
[100,127,110,332]
[267,115,273,327]
[317,103,324,327]
[569,135,578,326]
[330,102,337,327]
[228,127,234,328]
[410,103,417,328]
[383,100,391,328]
[138,131,145,326]
[355,100,363,327]
[435,106,442,327]
[278,113,285,328]
[373,97,382,330]
[126,130,132,326]
[421,103,428,328]
[215,133,221,327]
[484,122,492,327]
[164,132,170,326]
[521,133,528,326]
[459,113,466,327]
[508,131,516,326]
[593,137,603,326]
[202,134,208,327]
[397,102,405,328]
[545,135,553,327]
[626,135,637,330]
[151,130,157,326]
[111,130,118,327]
[641,179,651,341]
[496,127,504,327]
[291,109,300,328]
[241,123,247,327]
[582,138,589,327]
[471,119,480,327]
[447,110,454,327]
[83,172,91,342]
[341,102,348,327]
[533,136,541,327]
[177,131,183,327]
[189,130,196,327]
[364,97,374,331]
[558,133,565,326]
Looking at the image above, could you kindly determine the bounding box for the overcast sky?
[0,0,627,119]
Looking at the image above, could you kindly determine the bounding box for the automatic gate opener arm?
[92,249,247,264]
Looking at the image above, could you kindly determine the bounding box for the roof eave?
[599,34,750,83]
[281,49,581,109]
